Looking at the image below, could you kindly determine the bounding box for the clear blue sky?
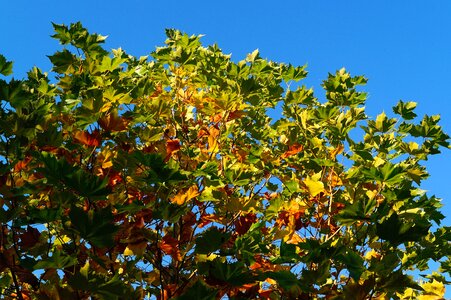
[2,0,451,289]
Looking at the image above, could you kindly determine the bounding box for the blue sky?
[2,0,451,291]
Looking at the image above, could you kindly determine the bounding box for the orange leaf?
[171,185,199,205]
[108,170,123,187]
[210,113,222,123]
[199,213,223,228]
[281,143,303,159]
[14,157,32,172]
[98,112,129,132]
[165,139,180,161]
[74,130,101,147]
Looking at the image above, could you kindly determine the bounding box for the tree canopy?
[0,22,450,299]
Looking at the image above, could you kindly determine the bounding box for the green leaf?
[175,280,217,300]
[68,273,132,299]
[34,250,78,270]
[376,213,430,245]
[37,152,110,199]
[336,249,365,280]
[69,206,119,248]
[195,227,231,254]
[27,207,62,224]
[265,271,303,295]
[0,54,13,76]
[336,201,368,225]
[198,259,255,287]
[393,100,417,120]
[48,50,78,74]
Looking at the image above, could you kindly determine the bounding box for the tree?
[0,22,450,299]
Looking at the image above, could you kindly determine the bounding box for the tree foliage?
[0,22,450,299]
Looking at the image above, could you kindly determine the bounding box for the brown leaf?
[15,266,39,288]
[160,235,182,261]
[98,112,129,132]
[165,139,181,161]
[74,130,101,147]
[19,226,41,249]
[124,241,148,257]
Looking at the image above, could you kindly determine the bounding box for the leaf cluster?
[0,23,449,299]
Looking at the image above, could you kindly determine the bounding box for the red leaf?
[281,143,303,159]
[235,213,257,235]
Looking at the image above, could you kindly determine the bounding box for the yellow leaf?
[364,249,380,261]
[196,253,219,262]
[123,247,134,256]
[304,175,325,197]
[419,280,445,300]
[409,141,419,152]
[80,261,89,278]
[374,156,385,167]
[101,150,114,169]
[171,185,200,205]
[207,126,220,153]
[54,235,71,246]
[185,105,195,121]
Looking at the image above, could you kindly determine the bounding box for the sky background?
[2,0,451,293]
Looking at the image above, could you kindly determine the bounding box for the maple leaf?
[74,130,101,147]
[258,288,274,299]
[330,143,344,159]
[171,185,199,205]
[227,110,245,121]
[281,143,303,159]
[108,170,123,187]
[98,111,129,132]
[124,241,147,257]
[160,235,182,261]
[199,213,223,228]
[235,213,257,235]
[304,174,325,197]
[165,139,181,161]
[207,126,220,152]
[14,157,32,172]
[19,226,41,249]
